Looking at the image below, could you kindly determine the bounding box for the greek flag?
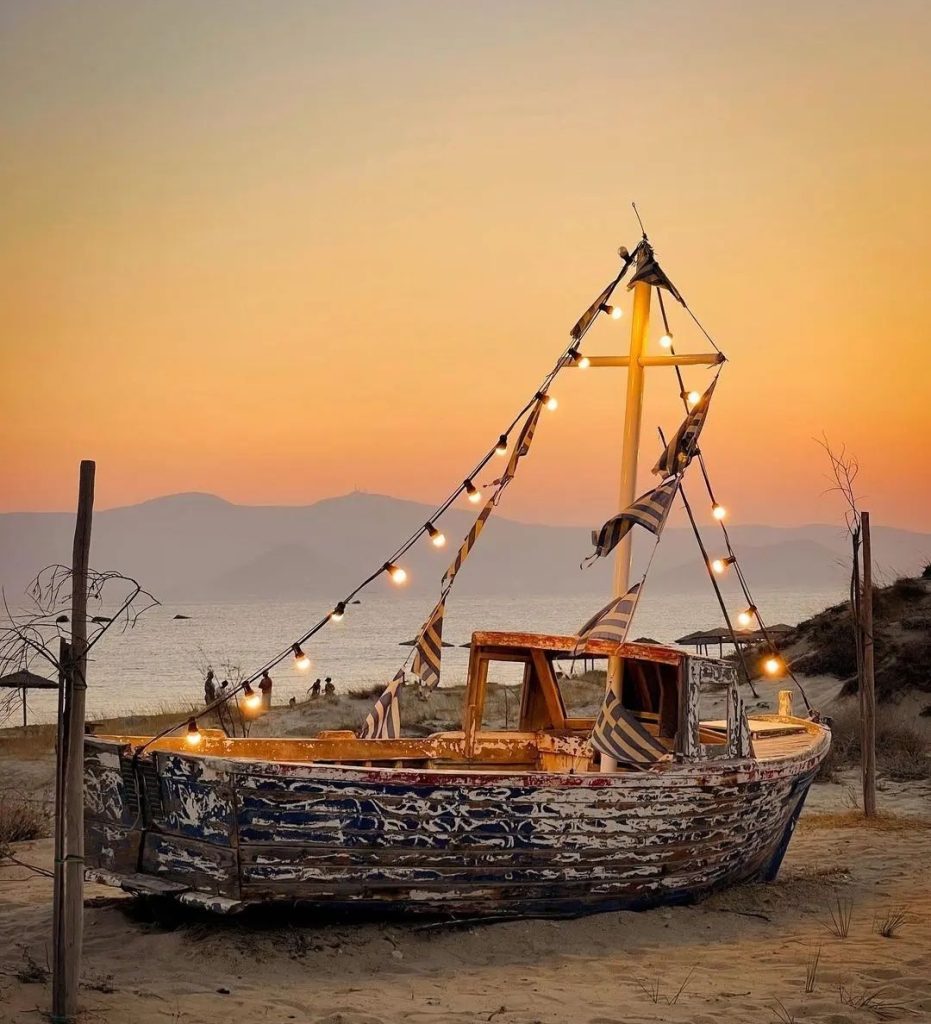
[653,378,717,477]
[569,250,634,342]
[443,504,492,589]
[360,669,404,740]
[503,401,542,482]
[626,244,683,303]
[591,689,669,764]
[585,478,678,563]
[411,599,445,690]
[574,583,641,651]
[570,281,616,342]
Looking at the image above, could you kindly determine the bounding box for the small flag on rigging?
[360,669,405,740]
[570,281,616,342]
[590,689,669,765]
[411,598,445,690]
[652,377,717,477]
[574,582,642,652]
[584,477,679,564]
[626,244,684,304]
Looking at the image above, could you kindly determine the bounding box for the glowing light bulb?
[712,503,727,521]
[242,682,262,711]
[737,606,758,628]
[384,561,407,585]
[292,642,311,671]
[577,354,590,369]
[659,334,673,349]
[599,303,623,320]
[494,435,508,457]
[536,391,558,411]
[425,523,446,547]
[464,479,482,503]
[763,655,784,677]
[185,718,203,747]
[687,390,701,408]
[711,556,735,575]
[330,602,346,622]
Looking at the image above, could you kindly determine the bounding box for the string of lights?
[145,247,640,750]
[655,289,810,710]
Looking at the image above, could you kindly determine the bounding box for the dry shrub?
[0,791,49,847]
[817,705,931,782]
[346,683,386,700]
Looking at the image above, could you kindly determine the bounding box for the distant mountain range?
[1,491,929,604]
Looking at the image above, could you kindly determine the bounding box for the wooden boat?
[83,237,831,917]
[84,631,829,916]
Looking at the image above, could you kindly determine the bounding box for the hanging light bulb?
[242,682,262,711]
[464,479,482,503]
[763,654,784,677]
[659,333,673,350]
[384,561,407,584]
[711,555,736,575]
[185,718,203,747]
[494,435,508,457]
[536,391,558,411]
[599,303,623,320]
[330,601,346,622]
[712,503,727,521]
[292,642,311,671]
[737,605,758,628]
[686,390,701,408]
[425,522,446,547]
[571,350,590,369]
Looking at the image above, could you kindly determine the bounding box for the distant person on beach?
[288,696,296,708]
[259,671,273,710]
[204,669,216,704]
[310,678,321,698]
[324,676,335,698]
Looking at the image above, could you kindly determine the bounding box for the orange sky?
[1,1,930,530]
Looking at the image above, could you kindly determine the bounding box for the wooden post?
[861,510,877,817]
[22,686,27,728]
[52,638,71,1023]
[52,460,95,1022]
[604,280,651,772]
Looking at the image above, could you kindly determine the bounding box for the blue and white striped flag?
[591,689,669,765]
[653,378,717,477]
[360,669,404,739]
[412,599,445,690]
[574,582,641,653]
[584,478,678,564]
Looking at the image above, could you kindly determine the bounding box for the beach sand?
[2,681,930,1023]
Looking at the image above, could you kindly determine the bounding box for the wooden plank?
[140,832,239,897]
[470,632,682,664]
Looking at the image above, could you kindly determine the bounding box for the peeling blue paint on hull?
[84,739,825,918]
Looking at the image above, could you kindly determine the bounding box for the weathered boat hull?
[84,733,826,917]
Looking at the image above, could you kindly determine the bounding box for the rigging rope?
[141,244,644,750]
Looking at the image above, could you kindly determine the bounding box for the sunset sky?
[2,1,929,530]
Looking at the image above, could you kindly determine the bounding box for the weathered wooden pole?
[52,460,95,1022]
[52,638,71,1021]
[860,510,877,817]
[604,280,651,772]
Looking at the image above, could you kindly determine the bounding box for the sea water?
[7,587,844,725]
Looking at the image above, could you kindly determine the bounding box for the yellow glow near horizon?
[0,4,929,530]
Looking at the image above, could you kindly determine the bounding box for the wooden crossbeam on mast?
[567,353,724,368]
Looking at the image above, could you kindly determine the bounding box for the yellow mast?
[569,248,722,772]
[602,280,651,772]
